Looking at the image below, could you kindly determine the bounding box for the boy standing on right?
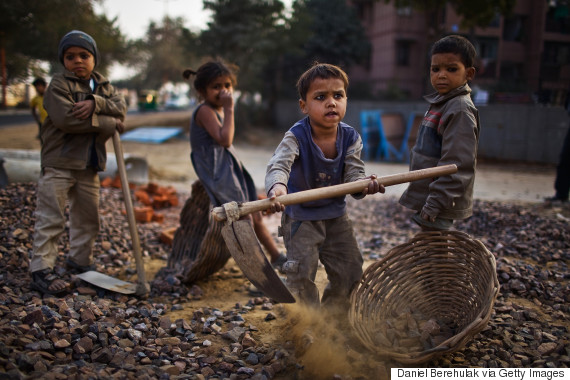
[400,35,480,230]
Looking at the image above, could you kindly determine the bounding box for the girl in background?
[184,61,287,270]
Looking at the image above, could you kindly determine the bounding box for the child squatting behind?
[265,63,384,308]
[184,61,287,269]
[400,35,480,231]
[30,30,127,295]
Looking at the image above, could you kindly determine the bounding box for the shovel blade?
[221,220,295,303]
[76,271,137,294]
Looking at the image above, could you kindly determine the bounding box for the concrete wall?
[274,100,569,164]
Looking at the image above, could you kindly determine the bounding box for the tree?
[198,0,372,126]
[200,0,287,96]
[126,16,201,91]
[274,0,371,99]
[0,0,127,107]
[295,0,370,68]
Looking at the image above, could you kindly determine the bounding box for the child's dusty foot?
[31,269,69,296]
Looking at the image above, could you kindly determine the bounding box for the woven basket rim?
[349,230,500,364]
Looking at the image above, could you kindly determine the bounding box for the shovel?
[76,132,150,296]
[212,164,458,303]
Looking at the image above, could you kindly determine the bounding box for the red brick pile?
[101,176,179,224]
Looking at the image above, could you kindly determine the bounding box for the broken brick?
[134,207,153,223]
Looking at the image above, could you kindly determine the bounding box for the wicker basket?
[349,230,499,364]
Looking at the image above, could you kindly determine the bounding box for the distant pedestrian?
[399,35,480,230]
[30,77,48,138]
[30,30,127,295]
[546,91,570,203]
[183,61,287,270]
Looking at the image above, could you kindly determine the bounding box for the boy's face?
[63,46,95,80]
[430,52,474,95]
[299,77,347,131]
[34,84,46,96]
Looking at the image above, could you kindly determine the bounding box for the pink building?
[349,0,570,104]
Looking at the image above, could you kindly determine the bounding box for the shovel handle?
[112,132,150,295]
[211,164,457,222]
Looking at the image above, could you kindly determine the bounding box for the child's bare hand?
[115,119,125,134]
[361,175,385,195]
[72,100,95,120]
[420,209,436,222]
[265,184,287,214]
[219,89,233,109]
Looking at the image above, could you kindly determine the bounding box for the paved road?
[0,109,558,203]
[234,143,557,203]
[0,111,34,128]
[0,109,149,129]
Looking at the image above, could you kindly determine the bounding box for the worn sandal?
[65,259,95,273]
[31,269,69,296]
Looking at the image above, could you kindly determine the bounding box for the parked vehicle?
[137,90,158,111]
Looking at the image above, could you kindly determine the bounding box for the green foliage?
[299,0,370,67]
[200,0,287,96]
[0,0,127,83]
[127,17,201,91]
[274,0,371,99]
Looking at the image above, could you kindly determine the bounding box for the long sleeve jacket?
[399,84,480,219]
[265,117,367,220]
[40,70,127,171]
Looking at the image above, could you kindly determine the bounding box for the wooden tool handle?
[112,132,150,295]
[211,164,457,222]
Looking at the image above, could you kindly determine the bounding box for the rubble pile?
[0,183,568,379]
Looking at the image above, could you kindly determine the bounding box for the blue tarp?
[120,127,184,144]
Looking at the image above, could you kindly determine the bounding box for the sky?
[95,0,212,39]
[94,0,213,80]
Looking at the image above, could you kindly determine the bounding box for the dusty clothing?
[31,69,126,272]
[30,168,100,272]
[399,84,480,220]
[280,213,363,308]
[266,117,368,306]
[265,117,366,220]
[190,104,257,206]
[40,70,126,172]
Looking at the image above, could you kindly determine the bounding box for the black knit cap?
[58,30,99,67]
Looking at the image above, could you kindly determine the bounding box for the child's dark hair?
[296,62,349,101]
[431,35,477,68]
[183,61,238,95]
[32,77,46,87]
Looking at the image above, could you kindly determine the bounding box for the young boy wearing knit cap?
[30,30,127,295]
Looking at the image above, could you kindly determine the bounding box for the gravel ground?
[0,180,568,379]
[0,111,568,378]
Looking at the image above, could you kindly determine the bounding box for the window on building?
[475,37,498,78]
[499,62,524,81]
[541,41,570,80]
[488,13,501,28]
[396,40,412,67]
[354,1,373,25]
[503,15,526,42]
[545,1,570,34]
[396,6,412,16]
